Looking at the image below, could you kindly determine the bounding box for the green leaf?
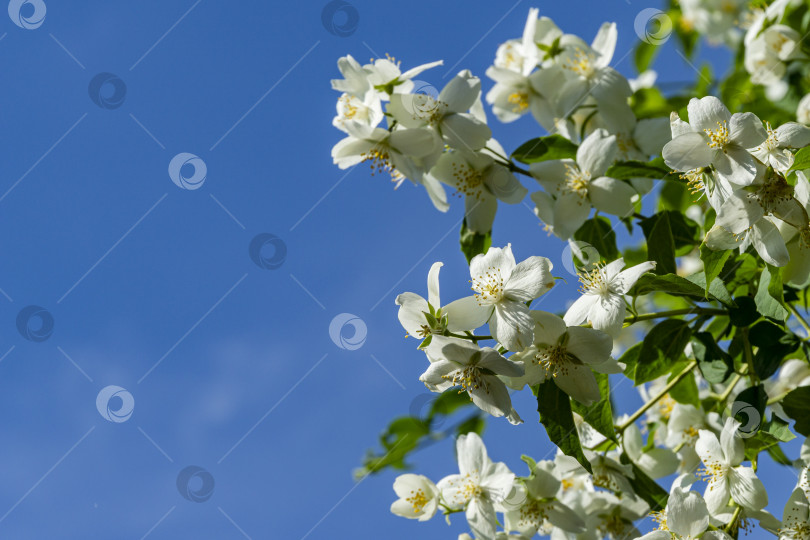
[634,40,659,73]
[640,213,676,275]
[619,342,643,382]
[781,386,810,436]
[635,320,692,384]
[728,296,760,327]
[573,217,620,262]
[460,220,491,264]
[571,373,617,442]
[511,135,578,164]
[629,273,733,306]
[755,265,789,321]
[640,211,700,275]
[700,245,732,297]
[748,320,800,379]
[743,415,795,461]
[668,364,700,407]
[685,272,735,307]
[604,160,670,180]
[788,146,810,173]
[691,332,733,384]
[619,454,669,511]
[535,380,592,473]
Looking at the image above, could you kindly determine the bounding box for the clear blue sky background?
[0,0,801,538]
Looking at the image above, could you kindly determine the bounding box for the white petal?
[563,294,599,326]
[720,417,745,466]
[442,113,492,151]
[751,219,790,267]
[504,256,555,302]
[565,326,613,364]
[688,96,731,132]
[439,70,481,113]
[470,245,516,282]
[427,262,443,308]
[457,432,488,475]
[615,261,656,293]
[588,177,636,217]
[729,112,767,148]
[444,296,493,332]
[662,132,714,171]
[729,466,768,511]
[490,301,534,351]
[554,364,601,405]
[530,311,567,345]
[667,487,710,538]
[587,295,626,336]
[577,130,617,177]
[552,192,591,240]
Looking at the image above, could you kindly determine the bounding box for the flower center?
[755,173,793,212]
[519,501,550,528]
[615,132,637,158]
[534,344,573,377]
[704,121,731,151]
[657,394,676,420]
[443,366,489,395]
[472,267,505,304]
[450,162,484,199]
[508,91,529,113]
[762,122,779,152]
[680,168,706,196]
[405,488,428,514]
[577,262,611,296]
[599,514,630,537]
[445,472,483,505]
[565,47,594,77]
[362,145,404,183]
[564,163,590,197]
[650,510,669,531]
[410,94,446,123]
[698,459,728,485]
[801,227,810,250]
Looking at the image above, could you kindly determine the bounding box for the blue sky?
[0,0,801,538]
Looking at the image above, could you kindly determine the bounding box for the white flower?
[486,63,566,127]
[428,141,527,233]
[555,22,634,130]
[638,487,727,540]
[778,469,810,540]
[663,97,767,187]
[703,167,805,267]
[745,25,802,87]
[420,336,523,424]
[462,244,556,351]
[502,459,585,537]
[695,418,768,514]
[530,129,637,239]
[505,311,618,406]
[395,262,492,344]
[623,423,679,480]
[332,91,384,137]
[390,474,439,521]
[563,258,657,337]
[331,125,446,209]
[438,432,516,540]
[605,113,671,162]
[388,70,492,151]
[749,121,810,173]
[798,93,810,125]
[587,452,636,495]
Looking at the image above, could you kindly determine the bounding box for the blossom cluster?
[329,3,810,540]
